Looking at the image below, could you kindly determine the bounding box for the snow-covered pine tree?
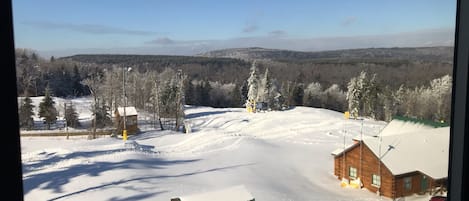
[346,76,361,119]
[247,61,259,103]
[430,74,452,122]
[38,87,58,130]
[259,67,273,108]
[268,79,283,110]
[19,96,35,130]
[363,73,379,119]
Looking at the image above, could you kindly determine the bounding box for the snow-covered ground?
[20,97,434,201]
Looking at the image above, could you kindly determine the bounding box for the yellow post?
[123,129,127,141]
[344,111,350,120]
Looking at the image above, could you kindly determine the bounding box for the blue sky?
[12,0,457,57]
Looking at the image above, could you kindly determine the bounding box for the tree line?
[16,48,453,131]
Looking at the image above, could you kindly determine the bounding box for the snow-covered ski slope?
[21,101,434,201]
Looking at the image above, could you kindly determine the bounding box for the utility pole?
[378,127,382,197]
[64,102,69,140]
[122,66,131,141]
[123,66,126,141]
[175,69,184,132]
[341,111,350,187]
[359,118,363,185]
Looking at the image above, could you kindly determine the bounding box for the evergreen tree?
[19,96,35,130]
[346,71,381,119]
[363,73,379,119]
[247,61,259,102]
[64,103,80,128]
[240,81,248,103]
[51,65,73,97]
[184,79,195,105]
[38,87,58,129]
[31,52,38,61]
[258,68,272,103]
[200,80,211,106]
[430,74,452,122]
[346,76,361,119]
[292,83,304,106]
[269,79,284,110]
[230,83,243,107]
[71,65,86,96]
[157,69,186,130]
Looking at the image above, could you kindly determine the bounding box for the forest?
[16,46,453,131]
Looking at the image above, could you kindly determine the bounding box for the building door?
[421,175,428,192]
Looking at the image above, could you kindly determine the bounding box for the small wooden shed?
[115,106,138,135]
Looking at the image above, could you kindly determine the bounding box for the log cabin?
[331,118,449,199]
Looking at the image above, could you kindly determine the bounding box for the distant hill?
[198,46,453,63]
[57,46,453,89]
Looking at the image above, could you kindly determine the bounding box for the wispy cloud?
[341,16,357,26]
[269,30,287,37]
[145,37,175,45]
[22,21,157,36]
[39,27,455,57]
[243,24,258,33]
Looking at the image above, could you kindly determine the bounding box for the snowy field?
[20,97,433,201]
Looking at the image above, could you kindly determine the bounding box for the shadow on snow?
[22,142,158,175]
[44,163,254,201]
[185,110,229,119]
[23,157,200,195]
[108,192,168,201]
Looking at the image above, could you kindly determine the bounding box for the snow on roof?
[331,143,359,156]
[363,126,450,179]
[173,185,254,201]
[116,107,138,116]
[379,118,435,136]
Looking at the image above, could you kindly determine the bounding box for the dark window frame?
[372,174,381,187]
[349,166,357,179]
[448,0,469,201]
[404,177,412,191]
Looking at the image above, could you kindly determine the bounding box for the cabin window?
[404,177,412,191]
[372,174,381,187]
[349,167,357,179]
